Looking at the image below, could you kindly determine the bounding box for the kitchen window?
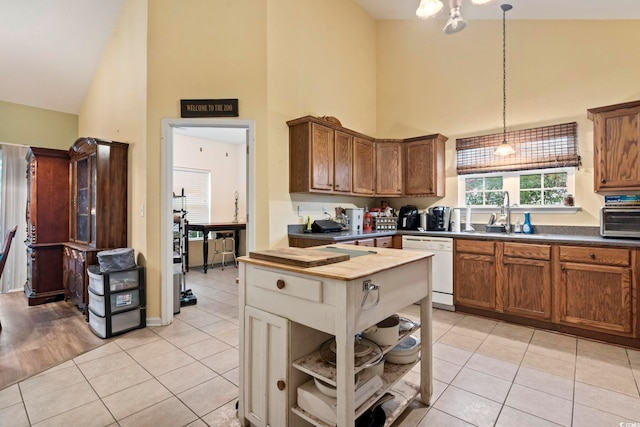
[456,122,579,211]
[458,167,575,208]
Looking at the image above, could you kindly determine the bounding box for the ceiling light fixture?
[416,0,443,19]
[416,0,496,34]
[494,4,516,156]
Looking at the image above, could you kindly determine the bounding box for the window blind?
[173,168,210,224]
[456,122,579,175]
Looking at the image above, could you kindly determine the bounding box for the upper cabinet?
[404,134,448,197]
[588,100,640,192]
[69,137,128,248]
[352,137,375,195]
[375,140,403,196]
[288,115,447,197]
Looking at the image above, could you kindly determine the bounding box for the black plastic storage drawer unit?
[87,265,146,338]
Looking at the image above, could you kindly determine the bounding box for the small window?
[459,168,575,208]
[173,168,210,238]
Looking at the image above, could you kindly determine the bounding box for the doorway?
[161,118,255,325]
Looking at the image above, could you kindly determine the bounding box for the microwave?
[600,207,640,238]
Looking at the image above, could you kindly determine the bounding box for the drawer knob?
[277,380,286,391]
[590,253,596,259]
[276,279,285,289]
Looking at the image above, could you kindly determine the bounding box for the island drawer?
[247,266,323,303]
[559,246,630,266]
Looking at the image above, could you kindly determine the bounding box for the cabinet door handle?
[335,184,340,188]
[277,380,285,391]
[276,279,285,289]
[503,261,507,265]
[590,253,596,259]
[561,265,565,271]
[601,178,606,183]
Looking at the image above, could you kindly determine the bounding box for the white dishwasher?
[402,235,454,311]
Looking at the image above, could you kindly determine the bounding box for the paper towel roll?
[453,209,461,232]
[465,206,475,232]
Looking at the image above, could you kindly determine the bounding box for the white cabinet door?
[243,306,289,427]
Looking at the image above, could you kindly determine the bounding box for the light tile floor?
[1,267,639,426]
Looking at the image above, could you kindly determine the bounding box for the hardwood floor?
[0,291,107,390]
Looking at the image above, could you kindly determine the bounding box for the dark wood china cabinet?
[63,137,128,313]
[24,148,70,305]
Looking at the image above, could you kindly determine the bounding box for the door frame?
[161,118,255,325]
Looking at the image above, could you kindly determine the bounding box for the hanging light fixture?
[415,0,496,32]
[442,0,467,34]
[416,0,443,19]
[494,4,516,156]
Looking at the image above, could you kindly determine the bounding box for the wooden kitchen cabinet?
[403,135,447,197]
[588,100,640,192]
[352,137,375,195]
[375,141,403,196]
[498,242,552,321]
[24,147,70,305]
[554,245,635,336]
[64,137,128,314]
[454,239,496,310]
[288,117,361,194]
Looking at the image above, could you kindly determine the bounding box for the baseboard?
[145,317,162,327]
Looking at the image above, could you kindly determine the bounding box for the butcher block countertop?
[240,244,432,281]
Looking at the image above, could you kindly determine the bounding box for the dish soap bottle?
[522,212,533,234]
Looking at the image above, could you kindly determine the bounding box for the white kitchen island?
[238,244,433,427]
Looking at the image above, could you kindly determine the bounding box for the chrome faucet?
[501,190,511,233]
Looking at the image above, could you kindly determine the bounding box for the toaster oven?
[600,207,640,238]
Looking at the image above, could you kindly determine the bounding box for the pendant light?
[494,4,515,156]
[416,0,443,19]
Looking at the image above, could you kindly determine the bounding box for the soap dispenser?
[522,212,533,234]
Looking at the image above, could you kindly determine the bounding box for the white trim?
[466,205,581,214]
[161,118,255,325]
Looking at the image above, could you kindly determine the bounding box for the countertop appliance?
[311,220,343,233]
[398,205,419,230]
[600,207,640,238]
[402,235,454,310]
[427,206,451,231]
[345,208,364,233]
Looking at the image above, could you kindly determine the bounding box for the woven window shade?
[456,122,579,175]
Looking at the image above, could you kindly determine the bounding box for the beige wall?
[0,101,77,148]
[376,19,640,226]
[78,0,149,304]
[267,0,378,246]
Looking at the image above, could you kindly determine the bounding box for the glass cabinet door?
[74,154,95,245]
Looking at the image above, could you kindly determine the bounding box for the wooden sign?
[180,99,238,118]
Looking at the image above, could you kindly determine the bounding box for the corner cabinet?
[403,134,447,197]
[63,137,128,313]
[238,246,433,426]
[588,100,640,192]
[24,148,70,306]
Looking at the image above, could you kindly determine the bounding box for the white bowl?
[386,335,420,364]
[366,357,385,377]
[362,315,400,346]
[313,373,359,398]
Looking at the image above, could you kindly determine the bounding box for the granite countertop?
[288,224,640,248]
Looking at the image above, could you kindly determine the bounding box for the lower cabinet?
[499,242,552,321]
[555,245,634,336]
[454,240,496,310]
[63,244,99,318]
[24,244,65,306]
[455,239,638,343]
[242,306,289,427]
[289,235,398,249]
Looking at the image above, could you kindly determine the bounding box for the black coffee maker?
[427,206,451,231]
[398,205,420,230]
